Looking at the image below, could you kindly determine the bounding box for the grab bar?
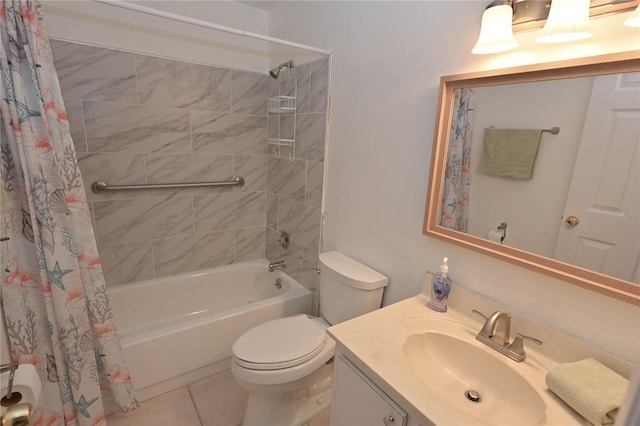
[91,177,245,193]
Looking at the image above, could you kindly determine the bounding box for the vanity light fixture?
[624,5,640,27]
[535,0,593,43]
[472,0,638,54]
[471,1,518,55]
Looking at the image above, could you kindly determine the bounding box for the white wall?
[267,1,640,362]
[41,0,271,72]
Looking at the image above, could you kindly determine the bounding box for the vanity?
[326,283,633,426]
[324,51,638,426]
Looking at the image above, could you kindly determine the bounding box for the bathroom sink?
[403,331,547,425]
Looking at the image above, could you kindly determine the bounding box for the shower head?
[269,60,294,79]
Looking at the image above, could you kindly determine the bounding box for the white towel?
[545,358,629,425]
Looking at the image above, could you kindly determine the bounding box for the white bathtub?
[108,260,312,400]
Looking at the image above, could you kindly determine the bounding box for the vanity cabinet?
[332,356,422,426]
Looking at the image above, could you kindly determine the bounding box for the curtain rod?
[92,0,331,56]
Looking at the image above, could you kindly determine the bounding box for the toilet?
[231,251,389,426]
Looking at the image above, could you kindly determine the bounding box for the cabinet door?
[332,356,407,426]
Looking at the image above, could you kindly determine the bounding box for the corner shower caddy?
[268,77,297,161]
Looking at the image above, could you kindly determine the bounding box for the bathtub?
[108,259,312,400]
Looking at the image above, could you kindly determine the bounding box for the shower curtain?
[0,1,138,424]
[440,88,473,232]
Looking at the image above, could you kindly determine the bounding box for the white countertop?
[327,287,632,426]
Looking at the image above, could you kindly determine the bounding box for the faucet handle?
[517,333,542,345]
[509,333,542,356]
[471,309,489,321]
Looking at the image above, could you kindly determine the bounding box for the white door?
[553,72,640,283]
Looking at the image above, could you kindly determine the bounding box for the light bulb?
[472,4,517,54]
[536,0,593,43]
[624,5,640,27]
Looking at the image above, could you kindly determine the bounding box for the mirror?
[424,52,640,305]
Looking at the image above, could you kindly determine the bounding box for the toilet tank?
[318,251,389,325]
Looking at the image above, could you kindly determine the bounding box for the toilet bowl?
[231,315,336,426]
[231,251,388,426]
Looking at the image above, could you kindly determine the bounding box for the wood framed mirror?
[423,52,640,305]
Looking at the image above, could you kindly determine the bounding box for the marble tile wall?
[51,39,269,286]
[266,60,329,306]
[51,39,329,292]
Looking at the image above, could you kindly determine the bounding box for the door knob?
[565,216,580,227]
[383,415,395,425]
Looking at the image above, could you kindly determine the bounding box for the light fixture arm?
[486,0,513,10]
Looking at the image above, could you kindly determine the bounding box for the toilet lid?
[232,314,326,369]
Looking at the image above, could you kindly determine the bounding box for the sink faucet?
[476,310,511,345]
[472,309,542,362]
[268,260,287,272]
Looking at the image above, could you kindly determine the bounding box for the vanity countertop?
[327,287,631,426]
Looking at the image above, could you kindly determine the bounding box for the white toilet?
[231,251,389,426]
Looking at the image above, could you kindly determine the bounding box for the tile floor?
[106,369,331,426]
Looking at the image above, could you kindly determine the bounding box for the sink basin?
[404,331,546,425]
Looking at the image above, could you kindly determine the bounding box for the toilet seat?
[232,314,327,371]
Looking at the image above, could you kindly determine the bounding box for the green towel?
[545,358,629,425]
[478,128,543,179]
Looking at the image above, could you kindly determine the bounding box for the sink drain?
[465,389,481,403]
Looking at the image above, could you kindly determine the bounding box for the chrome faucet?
[268,260,287,272]
[475,310,511,345]
[472,309,542,362]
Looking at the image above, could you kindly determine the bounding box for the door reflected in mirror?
[424,52,640,305]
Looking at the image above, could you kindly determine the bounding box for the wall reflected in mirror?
[439,72,639,284]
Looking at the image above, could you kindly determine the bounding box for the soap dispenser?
[427,257,451,312]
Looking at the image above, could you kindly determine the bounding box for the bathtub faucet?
[268,260,287,272]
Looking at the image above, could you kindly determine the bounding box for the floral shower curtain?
[0,1,138,424]
[440,88,474,232]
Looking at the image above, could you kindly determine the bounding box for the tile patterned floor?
[106,369,331,426]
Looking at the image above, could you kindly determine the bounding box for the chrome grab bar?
[91,177,245,193]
